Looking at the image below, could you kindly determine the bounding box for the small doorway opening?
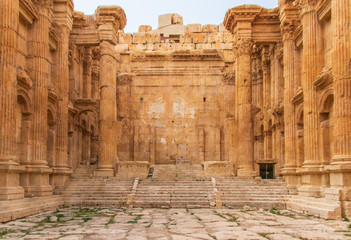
[259,163,275,179]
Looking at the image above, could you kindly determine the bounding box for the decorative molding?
[48,87,58,104]
[313,68,333,90]
[172,50,222,62]
[233,38,253,57]
[19,0,39,25]
[292,88,304,104]
[49,27,58,51]
[294,25,303,48]
[316,0,331,22]
[221,72,235,85]
[17,68,32,90]
[117,73,133,85]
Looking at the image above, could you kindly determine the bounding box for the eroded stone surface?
[1,207,350,240]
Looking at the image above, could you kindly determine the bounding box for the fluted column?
[94,6,126,177]
[281,21,298,186]
[295,0,324,196]
[0,0,25,200]
[327,0,351,217]
[52,23,72,190]
[235,38,256,178]
[95,41,119,176]
[261,47,272,161]
[83,48,92,99]
[26,0,54,196]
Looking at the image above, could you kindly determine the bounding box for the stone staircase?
[215,178,289,209]
[62,165,134,207]
[133,178,215,208]
[62,163,289,210]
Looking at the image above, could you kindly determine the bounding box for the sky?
[73,0,278,33]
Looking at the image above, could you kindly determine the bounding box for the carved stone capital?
[92,47,101,60]
[281,21,298,41]
[234,38,254,57]
[294,0,318,15]
[32,0,53,16]
[117,73,133,85]
[221,72,235,85]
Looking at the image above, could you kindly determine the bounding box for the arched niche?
[47,108,56,167]
[16,93,32,165]
[319,92,334,165]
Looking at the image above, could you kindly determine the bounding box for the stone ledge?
[204,161,234,178]
[116,161,150,179]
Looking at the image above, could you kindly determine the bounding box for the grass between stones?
[0,230,15,238]
[269,207,296,219]
[209,234,217,240]
[258,233,273,239]
[127,214,143,224]
[105,214,116,226]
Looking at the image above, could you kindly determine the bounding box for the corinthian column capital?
[234,38,254,57]
[293,0,318,15]
[281,21,298,41]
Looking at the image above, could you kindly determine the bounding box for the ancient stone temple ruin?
[0,0,350,221]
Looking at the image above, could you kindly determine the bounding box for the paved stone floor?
[1,207,351,240]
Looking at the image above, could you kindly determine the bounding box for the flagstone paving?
[1,207,350,240]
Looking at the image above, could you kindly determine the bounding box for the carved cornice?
[19,0,39,25]
[117,73,133,85]
[49,27,58,51]
[172,50,222,62]
[221,72,235,85]
[17,68,32,90]
[48,87,58,104]
[294,25,303,48]
[234,38,254,57]
[224,5,262,34]
[316,0,331,22]
[313,68,333,90]
[96,6,127,44]
[292,87,304,104]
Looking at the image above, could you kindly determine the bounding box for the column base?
[0,164,25,200]
[94,168,114,177]
[297,164,323,197]
[21,166,53,197]
[52,167,73,194]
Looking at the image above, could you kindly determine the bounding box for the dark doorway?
[259,163,275,179]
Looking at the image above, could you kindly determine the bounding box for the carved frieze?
[221,72,235,85]
[19,0,38,25]
[313,68,333,90]
[117,73,133,86]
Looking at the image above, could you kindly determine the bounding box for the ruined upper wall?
[116,13,235,62]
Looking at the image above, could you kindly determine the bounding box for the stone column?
[261,47,272,161]
[0,0,25,200]
[327,0,351,216]
[26,0,54,196]
[83,48,92,99]
[52,11,73,190]
[295,0,324,196]
[281,20,299,187]
[234,38,256,178]
[94,6,126,177]
[95,41,120,176]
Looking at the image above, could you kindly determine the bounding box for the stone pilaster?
[51,0,74,191]
[294,0,324,197]
[234,38,256,178]
[94,6,126,177]
[326,0,351,217]
[24,0,54,197]
[0,0,25,200]
[261,47,272,161]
